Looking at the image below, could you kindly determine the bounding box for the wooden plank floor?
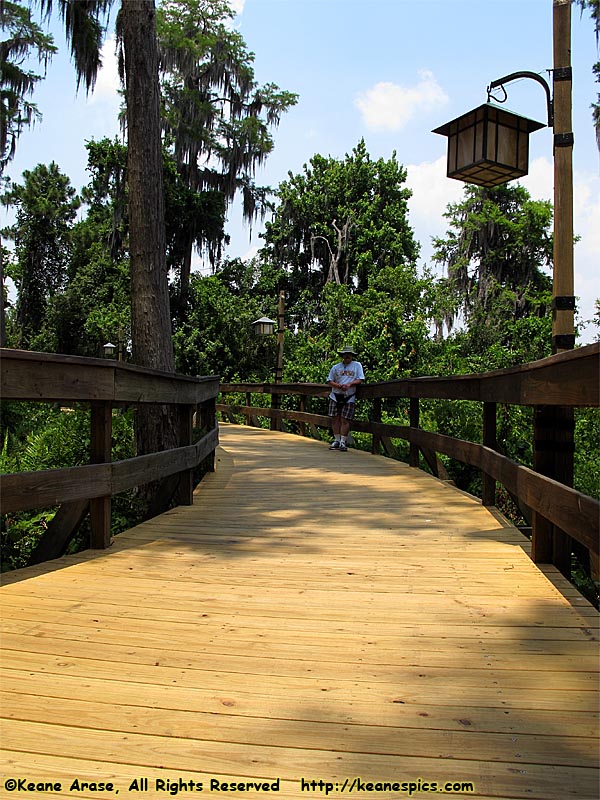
[1,424,598,800]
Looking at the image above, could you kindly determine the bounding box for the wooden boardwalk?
[1,424,598,800]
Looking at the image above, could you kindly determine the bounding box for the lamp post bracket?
[487,70,553,128]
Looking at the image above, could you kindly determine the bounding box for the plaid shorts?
[328,398,356,421]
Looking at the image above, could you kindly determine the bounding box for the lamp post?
[432,0,575,577]
[274,289,285,385]
[252,290,286,382]
[252,290,286,430]
[433,1,574,355]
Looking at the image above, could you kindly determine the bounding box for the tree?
[1,161,80,349]
[156,0,297,302]
[172,270,265,380]
[431,184,554,360]
[32,0,175,516]
[1,1,57,346]
[261,140,420,306]
[116,1,173,374]
[80,137,129,260]
[37,0,172,373]
[1,1,56,172]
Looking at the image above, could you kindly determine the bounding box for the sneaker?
[329,441,340,450]
[339,442,348,452]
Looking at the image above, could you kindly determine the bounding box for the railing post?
[175,403,194,505]
[482,402,497,507]
[531,405,574,576]
[245,392,252,425]
[199,398,216,472]
[271,386,281,432]
[371,397,382,455]
[90,401,112,549]
[409,398,420,468]
[299,395,307,437]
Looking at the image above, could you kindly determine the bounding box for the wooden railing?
[219,343,600,577]
[0,349,219,564]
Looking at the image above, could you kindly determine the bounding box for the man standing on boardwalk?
[327,346,365,451]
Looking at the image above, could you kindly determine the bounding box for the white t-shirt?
[327,360,365,403]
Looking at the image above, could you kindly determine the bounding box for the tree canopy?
[431,184,554,362]
[260,140,420,305]
[156,0,298,300]
[1,161,80,349]
[0,1,57,172]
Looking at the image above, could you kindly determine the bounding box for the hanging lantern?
[433,103,544,187]
[252,316,276,336]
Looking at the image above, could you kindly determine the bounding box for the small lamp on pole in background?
[252,291,286,430]
[103,341,117,359]
[252,316,276,337]
[102,326,126,361]
[251,290,286,384]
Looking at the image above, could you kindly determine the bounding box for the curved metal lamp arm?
[487,71,553,127]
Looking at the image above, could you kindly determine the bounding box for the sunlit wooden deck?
[1,424,598,799]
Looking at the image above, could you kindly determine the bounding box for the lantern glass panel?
[496,123,518,170]
[456,123,475,172]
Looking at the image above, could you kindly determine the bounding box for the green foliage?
[80,137,129,259]
[172,271,266,380]
[157,0,298,210]
[1,1,57,170]
[261,140,419,304]
[1,507,57,572]
[0,402,139,571]
[431,183,554,345]
[575,407,600,499]
[157,0,297,300]
[2,162,80,348]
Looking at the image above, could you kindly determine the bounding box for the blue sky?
[4,0,599,342]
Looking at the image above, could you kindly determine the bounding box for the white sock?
[335,434,341,442]
[340,436,347,444]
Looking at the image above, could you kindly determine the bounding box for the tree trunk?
[121,0,178,511]
[121,0,173,373]
[0,248,6,348]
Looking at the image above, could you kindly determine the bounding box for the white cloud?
[572,170,600,337]
[574,170,600,258]
[355,70,449,132]
[229,0,246,14]
[520,156,553,203]
[406,155,463,228]
[242,245,259,262]
[91,35,120,102]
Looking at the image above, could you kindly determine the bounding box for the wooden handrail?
[0,347,219,404]
[221,343,599,406]
[218,343,600,575]
[0,349,220,562]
